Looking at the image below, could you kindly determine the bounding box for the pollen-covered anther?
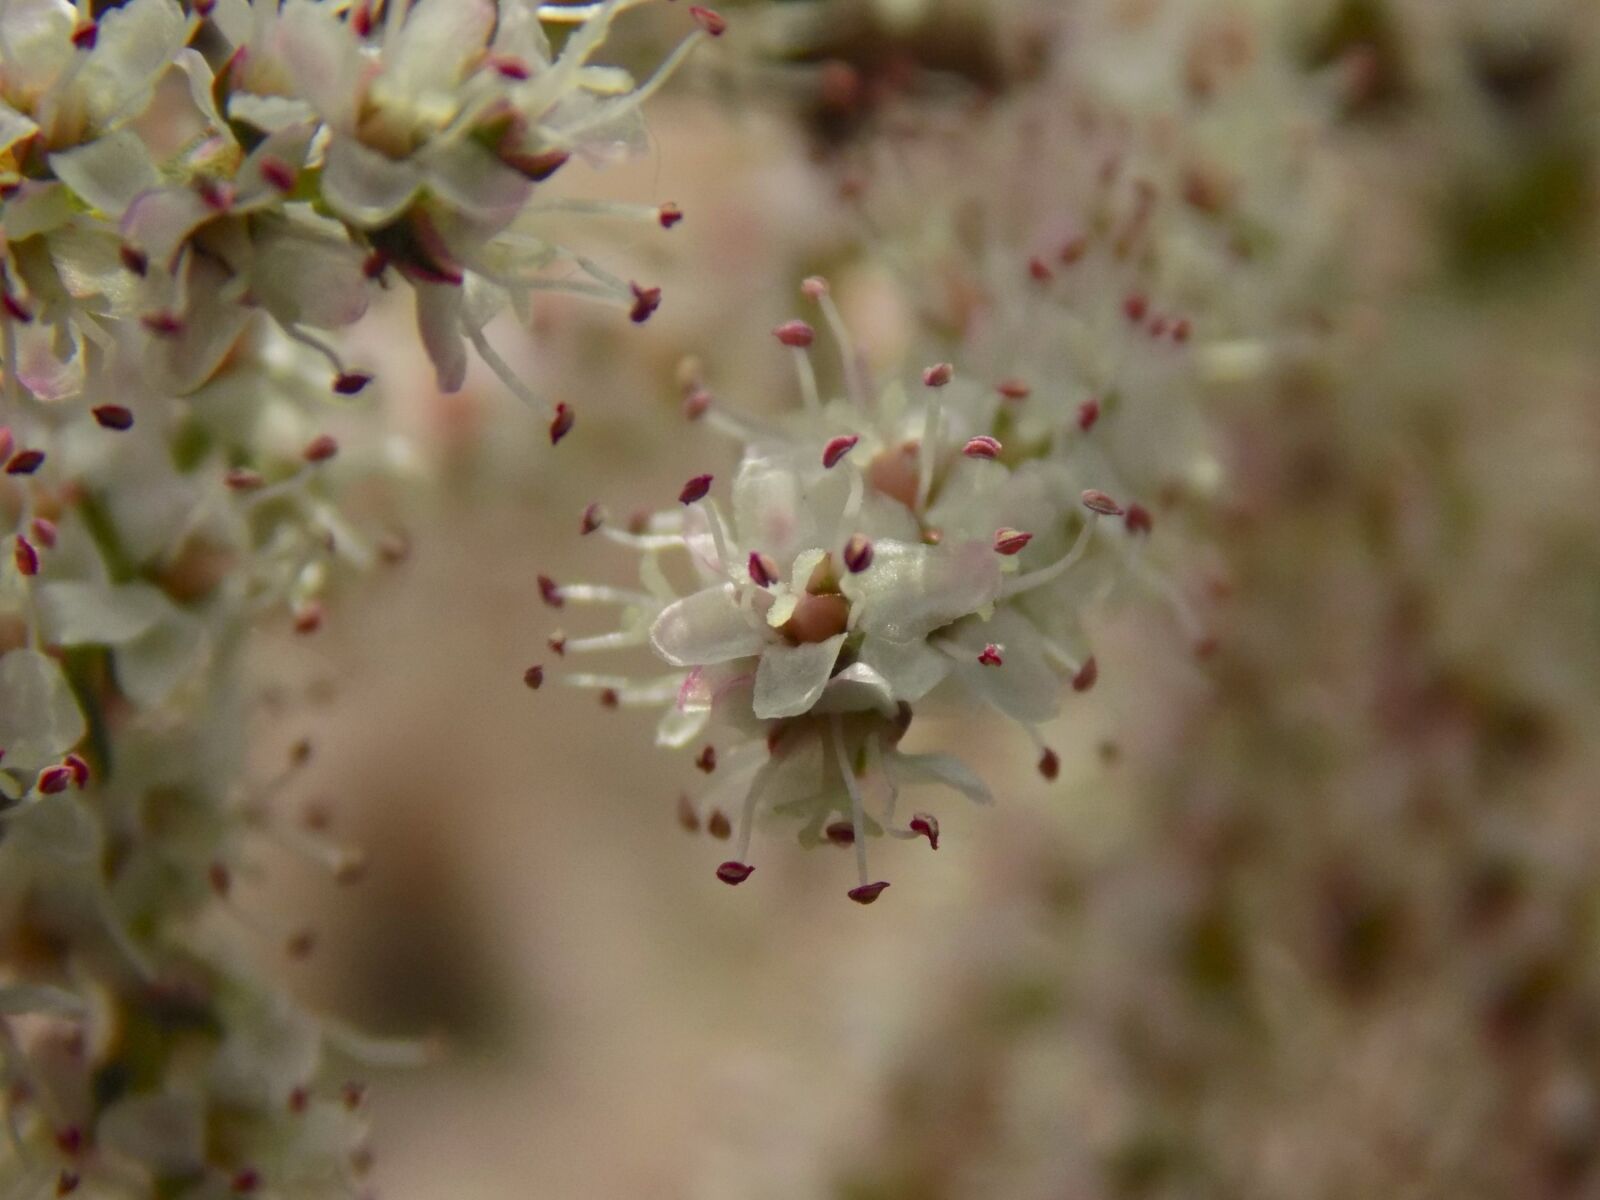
[848,881,890,904]
[773,320,816,348]
[302,435,339,463]
[748,551,779,587]
[824,821,855,845]
[658,203,683,229]
[695,745,717,773]
[292,602,324,635]
[549,403,575,445]
[6,449,45,475]
[908,813,940,850]
[37,764,71,794]
[963,435,1002,459]
[225,468,264,491]
[580,502,606,535]
[537,575,564,608]
[843,534,873,573]
[14,535,39,577]
[332,371,372,396]
[822,434,859,468]
[716,861,754,885]
[1038,747,1061,781]
[707,809,732,840]
[678,473,713,505]
[993,529,1034,558]
[1072,657,1099,692]
[628,283,661,324]
[92,404,134,430]
[978,643,1004,667]
[689,6,727,36]
[523,664,544,690]
[997,378,1031,401]
[1125,503,1154,534]
[801,276,829,300]
[1082,489,1124,516]
[922,362,954,388]
[1077,398,1101,431]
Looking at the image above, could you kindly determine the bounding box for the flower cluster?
[540,278,1190,902]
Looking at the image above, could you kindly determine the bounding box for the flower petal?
[842,538,1001,642]
[650,585,765,667]
[320,137,421,229]
[0,648,85,774]
[753,633,846,719]
[888,750,993,806]
[49,130,161,218]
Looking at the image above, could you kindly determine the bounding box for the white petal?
[97,1092,206,1177]
[119,610,209,709]
[812,662,897,716]
[0,649,86,773]
[121,186,212,266]
[841,538,1001,642]
[857,635,951,702]
[753,634,846,719]
[888,751,993,806]
[251,227,368,330]
[414,282,466,392]
[272,0,362,130]
[0,102,39,158]
[422,137,531,229]
[39,580,168,645]
[650,585,765,667]
[320,137,421,229]
[654,703,708,749]
[0,983,85,1017]
[387,0,495,97]
[943,609,1061,724]
[226,92,318,134]
[49,131,160,217]
[81,0,188,128]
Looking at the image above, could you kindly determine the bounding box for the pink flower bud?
[822,434,859,468]
[1082,489,1123,516]
[678,473,713,505]
[92,404,133,430]
[773,320,815,348]
[993,528,1032,555]
[847,881,890,904]
[843,533,873,573]
[716,861,754,885]
[922,362,953,388]
[963,435,1002,459]
[908,813,939,849]
[748,552,779,587]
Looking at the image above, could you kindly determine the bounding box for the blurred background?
[232,1,1600,1196]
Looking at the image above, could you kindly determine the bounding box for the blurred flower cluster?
[0,0,706,1193]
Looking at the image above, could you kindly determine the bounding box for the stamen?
[1001,513,1098,599]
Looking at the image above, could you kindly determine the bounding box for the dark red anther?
[2,293,33,323]
[63,753,88,787]
[119,244,149,276]
[6,449,44,475]
[258,156,297,193]
[333,371,372,396]
[231,1169,261,1194]
[70,21,97,48]
[349,0,373,35]
[1059,235,1088,264]
[716,861,754,885]
[1171,317,1192,343]
[197,177,236,212]
[843,533,873,574]
[1082,489,1123,516]
[599,688,619,709]
[140,311,183,337]
[580,502,605,535]
[628,282,661,324]
[537,575,564,608]
[993,528,1032,556]
[302,434,338,462]
[997,378,1031,401]
[678,473,713,505]
[689,6,726,36]
[292,602,323,635]
[773,320,815,348]
[1122,293,1149,322]
[361,251,388,280]
[847,881,889,904]
[1072,657,1098,692]
[824,821,855,845]
[695,745,716,773]
[37,764,71,794]
[908,813,939,850]
[487,53,529,79]
[977,643,1003,667]
[676,794,700,833]
[13,536,38,577]
[55,1170,79,1196]
[549,402,575,445]
[748,551,779,587]
[922,362,953,388]
[1028,256,1053,283]
[1125,503,1153,534]
[706,809,732,839]
[523,665,544,690]
[92,404,134,430]
[208,861,231,896]
[288,1087,310,1114]
[340,1082,366,1111]
[1077,398,1100,432]
[516,149,569,182]
[28,517,53,548]
[822,434,858,468]
[547,633,567,656]
[801,276,829,300]
[658,202,683,229]
[224,468,264,491]
[54,1126,82,1157]
[1038,747,1060,781]
[963,435,1002,459]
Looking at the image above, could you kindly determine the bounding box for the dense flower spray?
[541,274,1200,902]
[0,0,710,1192]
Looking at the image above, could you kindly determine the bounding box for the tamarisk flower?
[541,280,1188,901]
